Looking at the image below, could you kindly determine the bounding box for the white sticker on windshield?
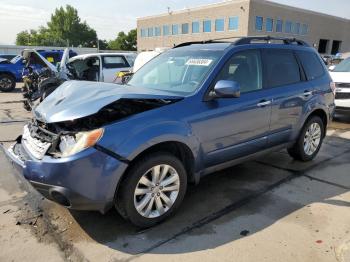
[186,59,213,66]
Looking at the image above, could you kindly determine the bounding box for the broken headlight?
[59,128,104,157]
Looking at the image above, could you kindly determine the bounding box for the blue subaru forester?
[2,37,335,227]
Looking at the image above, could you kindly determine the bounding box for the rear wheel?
[115,152,187,228]
[0,74,16,92]
[288,116,325,161]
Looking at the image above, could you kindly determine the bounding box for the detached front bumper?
[0,138,128,213]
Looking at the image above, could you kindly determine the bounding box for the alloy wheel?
[303,122,322,156]
[134,164,180,218]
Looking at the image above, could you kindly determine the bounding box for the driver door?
[191,49,272,168]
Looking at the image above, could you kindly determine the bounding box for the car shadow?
[68,134,350,255]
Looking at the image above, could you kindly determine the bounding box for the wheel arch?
[0,71,16,80]
[305,108,328,137]
[123,141,196,186]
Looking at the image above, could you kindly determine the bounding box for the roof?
[137,0,350,22]
[137,0,248,20]
[69,52,136,61]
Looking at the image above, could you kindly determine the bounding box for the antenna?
[167,7,173,15]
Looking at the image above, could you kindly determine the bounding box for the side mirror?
[209,80,241,99]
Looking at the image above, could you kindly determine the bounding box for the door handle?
[303,90,313,97]
[257,100,272,107]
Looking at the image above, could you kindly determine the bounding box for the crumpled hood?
[34,81,183,123]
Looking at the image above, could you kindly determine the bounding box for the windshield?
[128,49,223,94]
[333,58,350,72]
[10,55,22,64]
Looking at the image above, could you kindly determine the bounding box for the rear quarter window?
[296,51,325,80]
[263,49,301,88]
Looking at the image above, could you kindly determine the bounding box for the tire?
[0,74,16,92]
[115,152,187,228]
[288,116,325,162]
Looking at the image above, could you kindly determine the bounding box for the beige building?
[137,0,350,54]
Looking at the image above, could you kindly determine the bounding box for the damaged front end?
[1,81,183,211]
[24,97,179,159]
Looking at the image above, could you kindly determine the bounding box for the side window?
[215,49,262,93]
[296,51,325,80]
[102,56,129,69]
[263,49,301,88]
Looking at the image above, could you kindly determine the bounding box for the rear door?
[101,55,131,83]
[262,48,312,146]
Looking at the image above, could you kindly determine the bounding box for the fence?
[0,45,136,55]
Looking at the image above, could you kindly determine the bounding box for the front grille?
[335,83,350,88]
[335,93,350,100]
[22,125,52,159]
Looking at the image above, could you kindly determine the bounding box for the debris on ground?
[240,230,250,236]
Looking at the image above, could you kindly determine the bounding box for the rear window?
[263,49,301,88]
[297,51,325,80]
[102,56,129,69]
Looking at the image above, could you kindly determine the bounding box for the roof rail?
[233,36,310,46]
[173,36,245,48]
[172,36,310,49]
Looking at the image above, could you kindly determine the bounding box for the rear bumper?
[0,139,128,213]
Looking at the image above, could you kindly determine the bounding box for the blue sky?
[0,0,349,45]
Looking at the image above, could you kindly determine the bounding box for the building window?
[276,20,283,33]
[148,27,153,37]
[266,18,273,32]
[154,27,161,36]
[203,20,211,33]
[293,22,300,34]
[140,28,146,37]
[228,17,239,31]
[301,24,308,35]
[163,25,170,36]
[255,16,263,31]
[192,21,200,33]
[215,19,225,32]
[172,24,179,35]
[182,23,189,34]
[285,21,292,33]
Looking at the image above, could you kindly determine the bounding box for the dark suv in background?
[3,37,335,227]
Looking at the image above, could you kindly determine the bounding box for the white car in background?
[62,52,136,83]
[329,57,350,113]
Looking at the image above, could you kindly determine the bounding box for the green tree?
[47,5,97,47]
[108,29,137,51]
[98,40,109,50]
[15,5,97,47]
[16,30,32,46]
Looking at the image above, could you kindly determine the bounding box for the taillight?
[330,81,336,96]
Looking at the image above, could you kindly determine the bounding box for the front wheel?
[0,74,16,92]
[288,116,325,161]
[116,152,187,228]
